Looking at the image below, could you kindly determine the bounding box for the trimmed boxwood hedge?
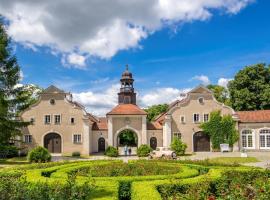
[0,159,266,200]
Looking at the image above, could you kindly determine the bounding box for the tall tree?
[228,63,270,111]
[144,104,169,122]
[0,20,30,145]
[207,84,230,105]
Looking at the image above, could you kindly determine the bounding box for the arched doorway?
[150,137,157,150]
[117,129,138,147]
[98,138,105,152]
[193,131,210,152]
[44,133,61,153]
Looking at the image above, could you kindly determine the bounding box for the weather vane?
[125,64,129,71]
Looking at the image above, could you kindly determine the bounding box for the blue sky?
[1,0,270,115]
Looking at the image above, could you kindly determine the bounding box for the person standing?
[124,145,128,156]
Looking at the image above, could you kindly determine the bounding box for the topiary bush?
[170,137,187,156]
[137,145,152,157]
[72,151,81,157]
[105,146,118,157]
[27,146,51,163]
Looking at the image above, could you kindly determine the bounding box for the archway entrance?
[98,138,105,152]
[193,131,210,152]
[117,129,138,147]
[150,137,157,150]
[44,133,61,153]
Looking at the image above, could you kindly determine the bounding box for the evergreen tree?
[0,20,30,145]
[144,104,169,122]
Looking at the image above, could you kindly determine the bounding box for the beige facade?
[20,70,270,155]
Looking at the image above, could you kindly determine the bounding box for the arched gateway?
[117,129,138,147]
[44,133,62,153]
[193,131,210,152]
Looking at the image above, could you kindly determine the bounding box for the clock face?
[125,117,131,125]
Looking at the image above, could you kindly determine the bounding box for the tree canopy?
[207,84,231,105]
[228,63,270,111]
[144,104,169,122]
[0,21,30,145]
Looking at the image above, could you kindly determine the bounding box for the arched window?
[241,129,254,149]
[259,129,270,149]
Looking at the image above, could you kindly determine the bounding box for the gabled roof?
[92,117,108,130]
[147,121,162,130]
[42,85,66,94]
[107,104,147,115]
[237,110,270,123]
[188,85,212,94]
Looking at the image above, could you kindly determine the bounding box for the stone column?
[142,115,147,144]
[83,119,90,155]
[163,114,172,147]
[108,116,113,146]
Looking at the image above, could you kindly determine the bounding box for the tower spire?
[126,64,129,71]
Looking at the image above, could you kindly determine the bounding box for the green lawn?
[208,157,259,164]
[0,156,29,166]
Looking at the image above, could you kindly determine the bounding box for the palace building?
[20,67,270,155]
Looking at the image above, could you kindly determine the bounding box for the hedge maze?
[0,160,269,200]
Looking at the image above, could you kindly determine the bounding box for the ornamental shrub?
[170,137,187,156]
[137,145,152,157]
[27,146,51,163]
[105,146,118,157]
[72,151,81,157]
[0,145,18,158]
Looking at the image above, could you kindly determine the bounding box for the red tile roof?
[147,121,162,130]
[107,104,147,115]
[92,117,108,130]
[237,110,270,123]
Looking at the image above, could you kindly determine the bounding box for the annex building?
[20,67,270,155]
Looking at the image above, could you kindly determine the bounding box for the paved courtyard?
[51,151,270,168]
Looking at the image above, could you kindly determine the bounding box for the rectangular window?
[260,135,265,148]
[247,135,253,148]
[44,115,51,124]
[24,135,32,143]
[71,117,75,124]
[203,114,209,122]
[173,132,181,139]
[193,114,200,123]
[73,134,82,144]
[180,116,185,123]
[54,115,61,124]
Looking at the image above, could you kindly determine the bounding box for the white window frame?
[203,113,209,122]
[24,135,32,143]
[173,132,182,139]
[241,129,255,149]
[259,129,270,150]
[54,114,61,125]
[193,113,200,123]
[73,134,82,144]
[180,115,185,124]
[44,114,51,124]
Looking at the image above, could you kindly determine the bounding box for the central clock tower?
[118,65,136,104]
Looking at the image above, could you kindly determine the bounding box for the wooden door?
[44,133,61,153]
[193,132,210,152]
[98,138,105,152]
[150,137,157,150]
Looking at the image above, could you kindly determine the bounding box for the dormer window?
[50,99,55,105]
[198,97,204,104]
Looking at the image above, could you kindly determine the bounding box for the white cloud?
[61,53,87,68]
[73,84,119,116]
[192,75,210,85]
[218,77,232,87]
[0,0,253,68]
[139,87,191,108]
